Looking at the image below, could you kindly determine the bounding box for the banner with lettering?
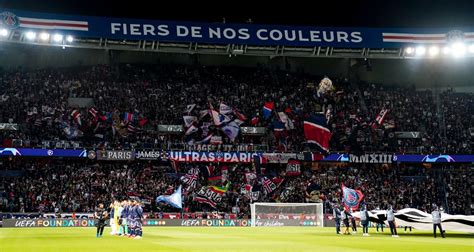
[2,9,474,48]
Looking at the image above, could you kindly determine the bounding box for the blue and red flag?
[304,114,332,153]
[341,183,364,211]
[124,112,134,122]
[262,102,274,120]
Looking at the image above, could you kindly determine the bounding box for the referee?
[94,203,108,238]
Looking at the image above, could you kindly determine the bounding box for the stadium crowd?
[0,64,472,153]
[0,159,471,216]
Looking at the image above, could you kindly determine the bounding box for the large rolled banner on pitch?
[352,208,474,233]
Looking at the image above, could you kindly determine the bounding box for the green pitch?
[0,227,472,252]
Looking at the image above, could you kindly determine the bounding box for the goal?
[250,202,324,227]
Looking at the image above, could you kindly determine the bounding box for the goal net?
[250,203,324,227]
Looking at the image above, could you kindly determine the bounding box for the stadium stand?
[0,64,472,153]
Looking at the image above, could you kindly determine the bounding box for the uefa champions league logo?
[0,148,21,156]
[0,11,19,28]
[422,155,455,163]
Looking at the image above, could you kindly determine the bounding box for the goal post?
[250,202,324,227]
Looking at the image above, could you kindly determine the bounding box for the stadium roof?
[2,0,474,28]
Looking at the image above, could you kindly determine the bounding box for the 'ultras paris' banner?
[2,9,474,48]
[168,151,261,163]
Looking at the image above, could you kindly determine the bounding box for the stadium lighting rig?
[39,32,50,41]
[53,34,63,42]
[428,46,439,57]
[443,46,451,55]
[16,30,74,44]
[0,28,8,37]
[451,42,466,57]
[405,42,474,58]
[25,31,37,40]
[415,46,426,56]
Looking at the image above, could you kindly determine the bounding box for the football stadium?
[0,1,473,251]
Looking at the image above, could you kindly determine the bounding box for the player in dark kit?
[332,204,341,234]
[133,200,144,239]
[94,203,108,238]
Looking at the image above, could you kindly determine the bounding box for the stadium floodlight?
[451,42,466,57]
[25,31,36,40]
[39,32,50,41]
[415,46,426,56]
[468,44,474,53]
[53,34,63,42]
[443,46,451,55]
[0,29,8,37]
[428,46,439,57]
[66,35,74,43]
[405,47,414,55]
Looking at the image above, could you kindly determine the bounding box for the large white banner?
[353,208,474,233]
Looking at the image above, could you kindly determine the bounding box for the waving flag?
[195,186,224,208]
[184,104,196,114]
[372,108,389,129]
[63,124,83,139]
[183,116,197,128]
[210,182,231,194]
[71,110,82,125]
[222,121,240,141]
[207,175,222,185]
[211,110,231,126]
[156,185,182,209]
[286,159,301,176]
[341,184,364,211]
[123,112,134,122]
[261,177,277,194]
[251,116,259,126]
[180,168,199,191]
[199,110,210,119]
[184,124,198,136]
[195,134,213,144]
[233,108,248,121]
[278,112,294,130]
[262,102,274,120]
[245,172,257,184]
[127,124,137,133]
[304,114,332,152]
[138,117,148,127]
[89,107,98,119]
[254,155,268,175]
[219,103,233,115]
